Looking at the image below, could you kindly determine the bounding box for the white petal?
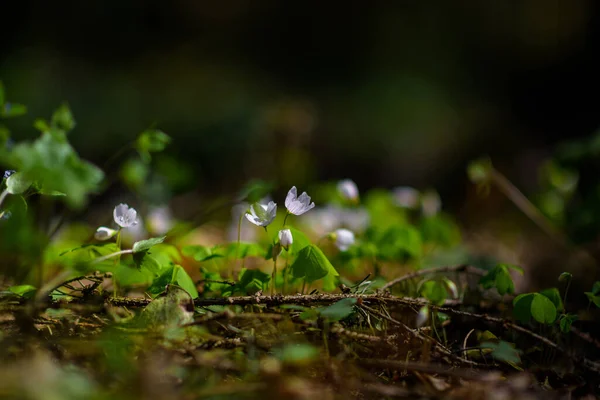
[285,186,297,208]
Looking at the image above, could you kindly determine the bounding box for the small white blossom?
[278,229,293,250]
[245,201,277,227]
[333,228,355,251]
[147,206,173,235]
[94,226,118,241]
[416,306,430,328]
[285,186,315,216]
[392,186,420,209]
[113,203,138,228]
[337,179,359,202]
[421,190,441,217]
[443,279,459,299]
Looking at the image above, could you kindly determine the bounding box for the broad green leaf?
[2,131,104,208]
[182,245,223,262]
[33,118,50,132]
[290,244,335,283]
[495,266,515,295]
[236,268,270,294]
[481,340,521,364]
[539,288,564,312]
[120,158,149,191]
[531,293,557,324]
[419,215,461,247]
[140,285,194,329]
[278,344,319,365]
[6,172,32,194]
[513,293,534,323]
[591,281,600,296]
[132,252,162,275]
[420,280,448,305]
[377,225,422,261]
[132,236,166,253]
[320,298,357,322]
[499,263,524,275]
[8,285,37,299]
[51,103,75,132]
[147,265,198,298]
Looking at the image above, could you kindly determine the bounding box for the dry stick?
[360,359,491,380]
[101,293,463,309]
[431,305,600,373]
[359,304,485,368]
[379,264,486,292]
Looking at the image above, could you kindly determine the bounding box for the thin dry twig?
[378,264,486,292]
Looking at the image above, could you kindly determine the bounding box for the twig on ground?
[378,264,486,292]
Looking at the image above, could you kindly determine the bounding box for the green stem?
[91,249,133,265]
[271,258,277,296]
[282,257,289,295]
[0,189,9,209]
[283,212,290,227]
[301,280,306,295]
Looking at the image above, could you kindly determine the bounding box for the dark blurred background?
[2,0,600,209]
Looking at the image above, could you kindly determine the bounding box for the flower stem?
[0,189,9,209]
[271,258,277,296]
[233,213,243,279]
[91,249,133,265]
[283,212,290,227]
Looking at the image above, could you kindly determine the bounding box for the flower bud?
[278,229,293,251]
[95,226,118,241]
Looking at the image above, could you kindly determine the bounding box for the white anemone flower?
[285,186,315,216]
[416,306,430,328]
[392,186,420,209]
[147,206,173,235]
[278,228,293,250]
[113,203,138,228]
[95,226,118,241]
[333,228,355,251]
[337,179,359,202]
[245,201,277,227]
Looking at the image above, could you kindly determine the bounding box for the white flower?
[341,207,370,233]
[94,226,118,241]
[333,228,355,251]
[421,190,441,217]
[245,201,277,227]
[285,186,315,216]
[147,206,173,235]
[392,186,420,209]
[278,229,293,250]
[337,179,359,202]
[113,203,138,228]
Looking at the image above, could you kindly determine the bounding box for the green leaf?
[376,225,422,261]
[132,236,166,253]
[266,227,311,259]
[8,285,37,299]
[558,272,572,283]
[6,172,32,194]
[2,131,104,208]
[591,281,600,296]
[530,293,557,324]
[120,158,149,191]
[584,292,600,308]
[467,157,493,184]
[33,118,50,132]
[147,265,198,298]
[182,245,223,262]
[480,340,521,364]
[140,285,194,329]
[132,252,163,275]
[236,268,270,294]
[290,244,335,283]
[513,293,534,323]
[136,129,171,162]
[319,298,357,321]
[559,314,578,333]
[420,280,448,305]
[277,344,319,365]
[1,103,27,118]
[499,263,524,275]
[539,288,564,312]
[51,103,75,132]
[480,265,516,295]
